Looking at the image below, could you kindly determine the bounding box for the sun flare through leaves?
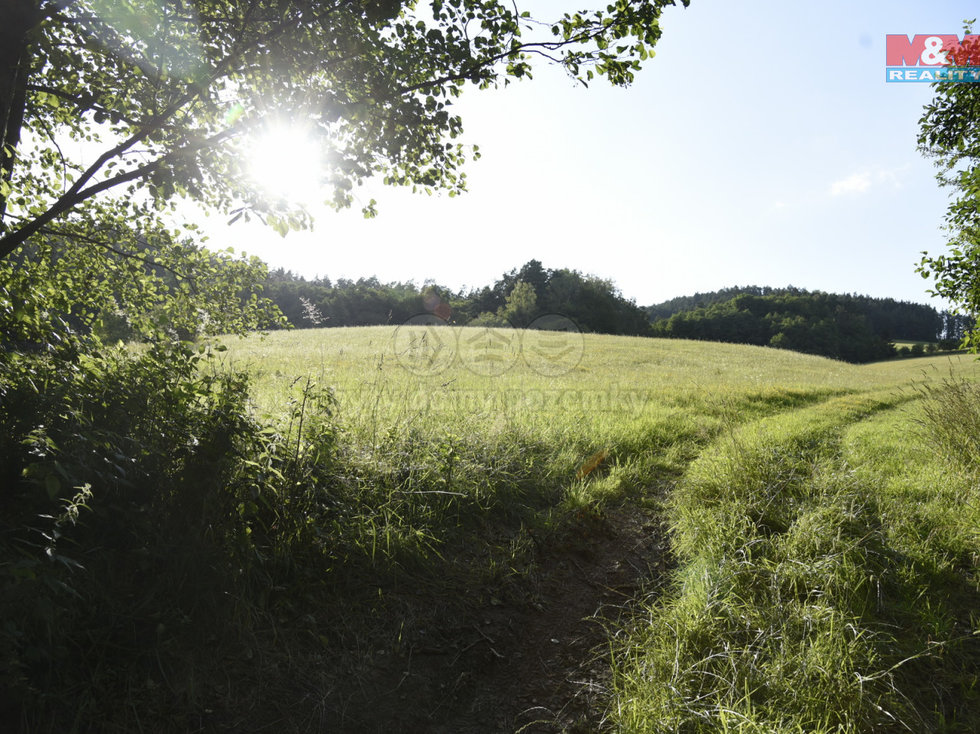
[248,123,325,208]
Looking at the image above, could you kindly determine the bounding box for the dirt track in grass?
[315,500,673,734]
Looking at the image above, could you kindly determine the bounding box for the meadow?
[218,325,980,732]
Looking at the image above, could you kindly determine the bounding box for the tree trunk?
[0,0,41,229]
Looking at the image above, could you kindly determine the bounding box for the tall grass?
[5,325,977,731]
[916,376,980,472]
[225,329,980,730]
[611,380,980,732]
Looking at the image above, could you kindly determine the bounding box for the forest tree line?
[263,259,653,336]
[264,269,972,364]
[646,287,972,363]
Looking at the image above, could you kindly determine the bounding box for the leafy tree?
[645,285,795,321]
[917,27,980,349]
[649,287,944,344]
[499,279,537,325]
[0,216,281,349]
[940,309,975,341]
[515,259,549,302]
[260,261,654,335]
[1,0,689,264]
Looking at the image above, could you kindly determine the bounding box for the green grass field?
[229,326,975,445]
[220,326,980,731]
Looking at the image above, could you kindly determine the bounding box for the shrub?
[0,341,342,730]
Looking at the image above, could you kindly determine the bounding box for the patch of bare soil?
[317,502,672,733]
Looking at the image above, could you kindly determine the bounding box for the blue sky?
[198,0,978,308]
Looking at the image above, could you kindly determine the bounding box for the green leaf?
[45,473,61,499]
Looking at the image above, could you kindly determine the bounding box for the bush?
[0,341,342,730]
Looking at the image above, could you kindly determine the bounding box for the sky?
[193,0,979,308]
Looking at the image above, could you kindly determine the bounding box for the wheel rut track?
[322,503,673,733]
[428,507,672,734]
[320,396,891,731]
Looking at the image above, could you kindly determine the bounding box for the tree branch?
[0,0,314,259]
[38,225,194,285]
[25,83,143,127]
[393,26,612,97]
[0,125,240,260]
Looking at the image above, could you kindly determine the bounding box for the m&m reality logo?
[885,33,980,82]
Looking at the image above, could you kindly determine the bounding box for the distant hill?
[645,287,971,363]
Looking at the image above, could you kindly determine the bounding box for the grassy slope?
[224,328,980,730]
[610,367,980,732]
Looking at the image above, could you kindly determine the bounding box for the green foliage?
[0,338,355,729]
[498,279,537,326]
[263,270,447,327]
[917,25,980,349]
[1,0,690,259]
[646,284,808,321]
[0,213,283,349]
[468,309,510,327]
[648,290,930,363]
[263,260,654,336]
[648,285,952,342]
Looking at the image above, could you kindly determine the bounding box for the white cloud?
[830,171,872,196]
[829,166,909,197]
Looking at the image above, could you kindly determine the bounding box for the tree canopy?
[1,0,688,262]
[917,28,980,349]
[260,259,654,336]
[647,288,957,363]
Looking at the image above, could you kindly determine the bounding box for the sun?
[248,123,324,207]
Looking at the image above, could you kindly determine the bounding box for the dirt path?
[430,506,671,734]
[320,502,672,733]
